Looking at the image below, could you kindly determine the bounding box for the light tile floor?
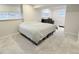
[0,27,78,54]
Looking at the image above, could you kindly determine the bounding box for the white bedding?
[19,22,56,43]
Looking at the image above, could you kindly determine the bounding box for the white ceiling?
[32,4,66,8]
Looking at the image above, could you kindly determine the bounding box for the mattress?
[19,22,56,43]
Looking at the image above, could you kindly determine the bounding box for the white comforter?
[19,22,56,43]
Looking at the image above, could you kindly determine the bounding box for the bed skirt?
[20,31,55,46]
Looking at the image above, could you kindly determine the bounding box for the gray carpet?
[0,27,78,54]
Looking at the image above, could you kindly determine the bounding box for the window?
[41,9,51,19]
[0,11,22,20]
[58,9,66,16]
[0,5,22,21]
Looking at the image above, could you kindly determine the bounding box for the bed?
[19,22,57,45]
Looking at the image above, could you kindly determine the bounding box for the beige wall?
[51,6,66,26]
[23,5,38,22]
[78,32,79,40]
[34,5,66,26]
[65,5,79,36]
[0,5,22,37]
[0,5,21,12]
[0,20,22,37]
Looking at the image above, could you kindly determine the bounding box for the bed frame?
[20,31,55,46]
